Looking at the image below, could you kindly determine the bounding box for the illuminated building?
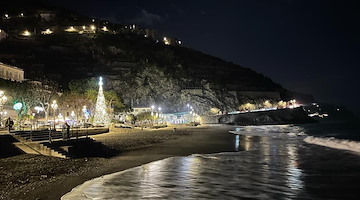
[0,62,25,82]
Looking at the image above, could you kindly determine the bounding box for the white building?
[0,62,25,82]
[0,29,8,40]
[131,107,151,116]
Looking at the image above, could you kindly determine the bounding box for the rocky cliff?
[218,107,316,125]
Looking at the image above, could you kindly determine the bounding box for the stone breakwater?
[203,107,316,125]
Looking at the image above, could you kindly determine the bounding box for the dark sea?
[62,121,360,200]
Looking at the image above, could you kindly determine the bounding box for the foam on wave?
[304,136,360,153]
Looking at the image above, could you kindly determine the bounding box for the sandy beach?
[0,125,237,200]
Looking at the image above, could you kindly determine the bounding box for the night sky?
[44,0,359,114]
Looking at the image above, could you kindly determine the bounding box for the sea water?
[62,121,360,200]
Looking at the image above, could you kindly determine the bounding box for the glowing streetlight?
[82,105,87,126]
[70,111,76,121]
[163,37,170,45]
[151,105,155,115]
[65,26,76,32]
[34,106,44,113]
[41,29,53,35]
[101,26,108,31]
[22,30,31,36]
[51,100,58,129]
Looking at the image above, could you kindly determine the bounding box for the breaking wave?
[304,136,360,153]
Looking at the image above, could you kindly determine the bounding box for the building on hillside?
[162,36,182,46]
[131,106,152,116]
[0,29,8,40]
[38,10,56,21]
[0,62,24,82]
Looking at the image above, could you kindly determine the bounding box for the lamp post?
[82,106,87,127]
[150,105,155,126]
[70,110,76,125]
[50,100,58,143]
[0,90,7,127]
[51,100,58,130]
[158,107,162,124]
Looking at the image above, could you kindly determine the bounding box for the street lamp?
[158,107,162,124]
[50,100,58,130]
[0,90,7,127]
[82,106,87,127]
[70,111,76,122]
[150,105,155,126]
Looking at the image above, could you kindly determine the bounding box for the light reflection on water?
[62,125,360,200]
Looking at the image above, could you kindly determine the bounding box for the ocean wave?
[191,154,220,159]
[287,132,306,137]
[304,136,360,153]
[229,131,306,137]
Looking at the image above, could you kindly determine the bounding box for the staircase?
[10,129,116,159]
[41,137,116,158]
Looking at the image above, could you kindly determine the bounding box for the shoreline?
[0,125,237,200]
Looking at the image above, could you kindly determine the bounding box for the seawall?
[203,107,316,125]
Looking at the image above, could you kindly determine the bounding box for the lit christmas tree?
[93,77,110,126]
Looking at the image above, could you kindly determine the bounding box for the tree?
[60,91,93,119]
[5,82,37,126]
[68,78,125,120]
[136,111,154,121]
[104,90,125,113]
[31,79,61,121]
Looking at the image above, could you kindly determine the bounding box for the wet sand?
[0,125,237,200]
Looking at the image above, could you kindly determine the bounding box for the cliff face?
[106,66,239,113]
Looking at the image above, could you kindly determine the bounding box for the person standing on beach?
[62,122,71,139]
[5,117,14,132]
[66,122,70,139]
